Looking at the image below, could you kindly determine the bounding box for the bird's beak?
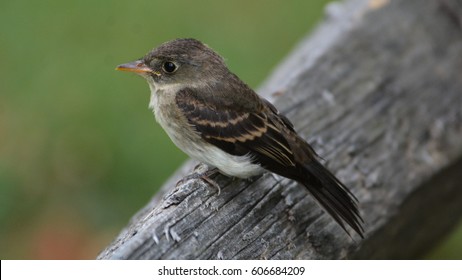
[115,60,153,74]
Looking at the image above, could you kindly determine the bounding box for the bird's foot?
[176,165,221,195]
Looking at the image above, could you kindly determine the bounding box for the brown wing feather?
[175,88,296,169]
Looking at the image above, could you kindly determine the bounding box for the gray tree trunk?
[98,0,462,259]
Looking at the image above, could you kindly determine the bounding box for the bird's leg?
[199,168,221,195]
[176,164,222,195]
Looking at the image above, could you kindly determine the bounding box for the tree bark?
[98,0,462,259]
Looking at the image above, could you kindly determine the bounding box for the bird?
[116,38,364,238]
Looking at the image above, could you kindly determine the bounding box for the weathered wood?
[98,0,462,259]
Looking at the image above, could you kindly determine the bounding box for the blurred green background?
[0,0,460,259]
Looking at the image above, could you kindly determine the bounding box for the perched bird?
[116,38,364,238]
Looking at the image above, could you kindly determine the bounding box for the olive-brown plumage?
[116,38,364,238]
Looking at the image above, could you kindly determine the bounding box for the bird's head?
[116,38,228,89]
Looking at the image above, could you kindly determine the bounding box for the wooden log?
[98,0,462,259]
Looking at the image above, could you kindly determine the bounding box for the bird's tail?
[300,159,364,238]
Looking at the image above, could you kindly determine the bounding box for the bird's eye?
[162,61,177,73]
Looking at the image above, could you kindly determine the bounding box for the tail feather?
[301,159,364,238]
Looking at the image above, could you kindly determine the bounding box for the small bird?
[116,38,364,238]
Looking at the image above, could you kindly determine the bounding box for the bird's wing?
[175,88,297,170]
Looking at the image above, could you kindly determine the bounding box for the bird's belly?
[166,124,263,178]
[185,142,265,178]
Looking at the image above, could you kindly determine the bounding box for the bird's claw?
[176,166,221,195]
